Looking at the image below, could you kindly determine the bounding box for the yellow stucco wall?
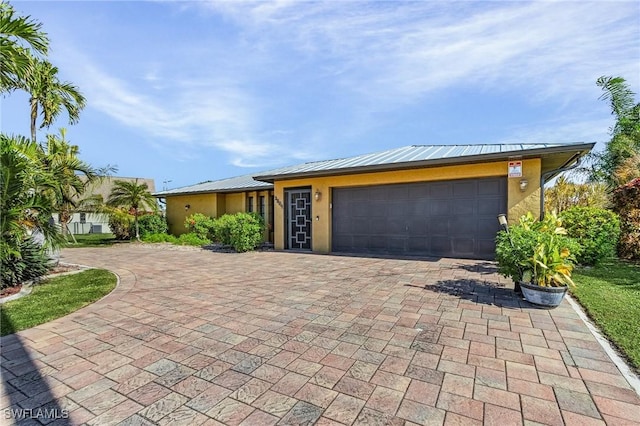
[273,159,542,252]
[166,193,219,235]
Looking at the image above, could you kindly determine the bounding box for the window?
[79,213,86,223]
[247,196,254,213]
[259,196,266,218]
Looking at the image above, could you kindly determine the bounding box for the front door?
[285,188,312,250]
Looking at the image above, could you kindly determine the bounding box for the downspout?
[539,153,584,219]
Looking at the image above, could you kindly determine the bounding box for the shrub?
[138,214,168,237]
[560,207,620,265]
[142,233,178,244]
[177,233,210,246]
[108,208,134,240]
[1,238,52,289]
[213,213,265,252]
[184,213,215,241]
[495,212,581,283]
[612,178,640,260]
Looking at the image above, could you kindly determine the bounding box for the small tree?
[107,179,157,241]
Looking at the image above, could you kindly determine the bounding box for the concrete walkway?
[1,245,638,425]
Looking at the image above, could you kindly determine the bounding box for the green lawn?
[0,269,117,336]
[63,233,121,247]
[572,259,640,372]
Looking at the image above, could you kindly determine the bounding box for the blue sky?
[2,1,639,190]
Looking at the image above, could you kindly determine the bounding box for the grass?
[63,233,120,247]
[571,259,640,372]
[0,269,117,336]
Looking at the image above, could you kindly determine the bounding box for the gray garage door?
[332,177,507,260]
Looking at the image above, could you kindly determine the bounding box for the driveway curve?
[1,244,638,425]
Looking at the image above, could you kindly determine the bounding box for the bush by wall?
[612,178,640,260]
[138,214,168,237]
[184,213,215,241]
[108,208,134,240]
[213,212,265,252]
[560,207,620,265]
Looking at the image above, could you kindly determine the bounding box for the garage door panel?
[408,218,428,234]
[453,199,476,215]
[332,177,506,259]
[450,217,475,235]
[388,237,406,252]
[430,200,451,216]
[388,202,408,217]
[409,185,431,199]
[369,236,387,249]
[352,201,371,217]
[386,186,409,200]
[350,218,370,234]
[454,181,476,197]
[479,179,503,195]
[386,218,406,233]
[408,237,429,251]
[369,201,388,216]
[478,198,503,215]
[453,237,475,254]
[430,183,452,198]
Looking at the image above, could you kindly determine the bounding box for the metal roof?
[153,173,272,197]
[253,143,595,182]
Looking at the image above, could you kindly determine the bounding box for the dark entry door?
[332,177,506,260]
[285,188,312,250]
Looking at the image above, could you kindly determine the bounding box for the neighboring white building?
[53,176,156,235]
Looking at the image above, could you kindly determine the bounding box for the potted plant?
[496,212,580,307]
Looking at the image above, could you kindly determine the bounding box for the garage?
[331,177,507,259]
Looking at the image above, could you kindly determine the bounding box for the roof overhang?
[153,185,273,198]
[253,143,596,183]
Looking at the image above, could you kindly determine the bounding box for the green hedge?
[561,207,620,265]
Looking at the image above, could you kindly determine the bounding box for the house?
[53,176,156,235]
[156,142,594,260]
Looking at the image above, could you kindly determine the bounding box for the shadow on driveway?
[1,309,68,425]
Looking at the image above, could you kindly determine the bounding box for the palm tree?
[40,129,98,237]
[1,133,61,255]
[590,76,640,187]
[0,1,49,93]
[22,56,86,143]
[107,179,157,241]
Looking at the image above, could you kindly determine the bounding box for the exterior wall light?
[497,214,508,230]
[184,204,191,211]
[314,190,321,201]
[519,179,529,192]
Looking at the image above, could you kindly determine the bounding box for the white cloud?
[202,1,638,104]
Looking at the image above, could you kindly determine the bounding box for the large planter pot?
[519,281,568,308]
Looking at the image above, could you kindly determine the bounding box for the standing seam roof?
[253,143,591,179]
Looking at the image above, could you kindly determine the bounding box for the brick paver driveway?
[2,245,639,425]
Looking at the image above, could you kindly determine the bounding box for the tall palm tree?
[0,1,49,93]
[22,56,86,143]
[107,179,157,241]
